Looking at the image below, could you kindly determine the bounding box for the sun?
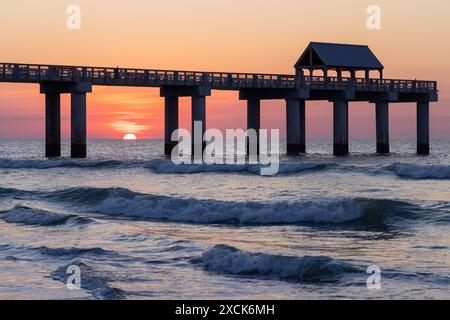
[123,133,137,140]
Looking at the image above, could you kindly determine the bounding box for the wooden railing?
[0,62,437,93]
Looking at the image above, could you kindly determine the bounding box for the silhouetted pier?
[0,42,438,158]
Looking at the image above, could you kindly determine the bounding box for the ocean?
[0,139,449,300]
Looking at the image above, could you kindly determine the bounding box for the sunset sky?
[0,0,448,140]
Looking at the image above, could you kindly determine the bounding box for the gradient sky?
[0,0,448,140]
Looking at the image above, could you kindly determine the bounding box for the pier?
[0,42,438,158]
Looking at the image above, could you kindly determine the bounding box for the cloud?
[109,120,150,134]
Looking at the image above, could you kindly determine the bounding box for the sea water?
[0,139,449,299]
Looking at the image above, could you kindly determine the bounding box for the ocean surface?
[0,139,449,300]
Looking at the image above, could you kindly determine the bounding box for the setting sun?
[123,133,137,140]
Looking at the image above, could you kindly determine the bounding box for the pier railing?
[0,62,437,93]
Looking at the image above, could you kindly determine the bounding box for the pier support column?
[192,95,206,156]
[376,101,390,154]
[71,93,87,158]
[164,96,179,156]
[41,82,91,158]
[247,99,260,156]
[333,100,349,156]
[45,93,61,158]
[286,99,306,155]
[417,101,430,155]
[161,86,211,157]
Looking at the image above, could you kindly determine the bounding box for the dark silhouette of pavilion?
[295,42,384,79]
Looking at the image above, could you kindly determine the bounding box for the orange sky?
[0,0,448,140]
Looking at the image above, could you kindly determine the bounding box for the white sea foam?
[198,245,358,282]
[388,163,450,180]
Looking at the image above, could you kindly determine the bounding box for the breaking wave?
[196,245,360,283]
[0,186,436,226]
[0,205,92,226]
[0,158,129,169]
[3,157,449,182]
[91,188,413,225]
[388,163,450,180]
[146,159,332,175]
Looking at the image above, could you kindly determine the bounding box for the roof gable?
[295,42,384,70]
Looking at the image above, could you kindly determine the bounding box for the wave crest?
[38,246,114,258]
[0,187,33,198]
[146,159,331,175]
[388,163,450,180]
[197,245,359,282]
[0,186,425,226]
[92,188,408,225]
[0,159,125,169]
[0,205,91,226]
